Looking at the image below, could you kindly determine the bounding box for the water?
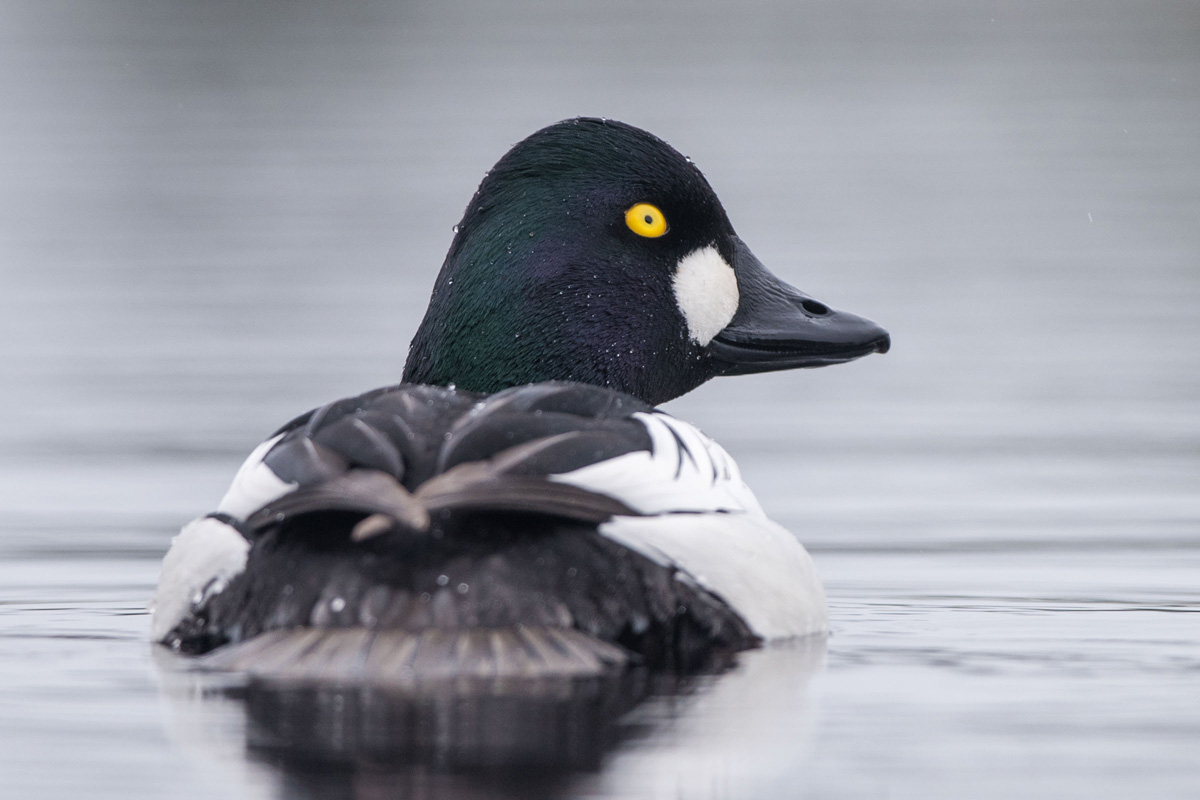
[1,1,1198,797]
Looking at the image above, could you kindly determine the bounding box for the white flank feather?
[215,433,295,520]
[552,412,826,638]
[151,516,251,642]
[598,514,827,638]
[550,413,763,515]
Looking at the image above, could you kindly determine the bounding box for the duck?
[151,118,889,681]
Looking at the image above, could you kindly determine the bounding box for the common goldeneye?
[152,118,889,680]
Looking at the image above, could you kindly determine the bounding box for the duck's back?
[153,382,825,681]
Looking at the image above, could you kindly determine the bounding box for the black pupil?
[643,214,653,224]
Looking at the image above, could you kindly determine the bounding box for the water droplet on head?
[330,597,346,613]
[457,583,469,594]
[436,574,449,586]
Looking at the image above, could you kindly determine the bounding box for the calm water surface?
[1,1,1198,797]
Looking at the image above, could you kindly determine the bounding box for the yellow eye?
[625,203,668,238]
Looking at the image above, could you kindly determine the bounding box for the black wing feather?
[169,382,757,671]
[254,382,652,526]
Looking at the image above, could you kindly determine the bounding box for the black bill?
[707,236,891,375]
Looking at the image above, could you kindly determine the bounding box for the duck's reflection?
[239,672,648,772]
[155,637,826,800]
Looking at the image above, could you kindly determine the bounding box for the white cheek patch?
[672,245,740,345]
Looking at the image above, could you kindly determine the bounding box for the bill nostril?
[800,299,829,316]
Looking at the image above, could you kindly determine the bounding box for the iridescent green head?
[403,118,888,405]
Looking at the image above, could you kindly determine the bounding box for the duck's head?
[403,118,889,405]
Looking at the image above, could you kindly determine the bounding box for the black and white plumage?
[152,119,888,682]
[153,382,825,678]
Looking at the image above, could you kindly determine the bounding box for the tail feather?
[200,627,630,685]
